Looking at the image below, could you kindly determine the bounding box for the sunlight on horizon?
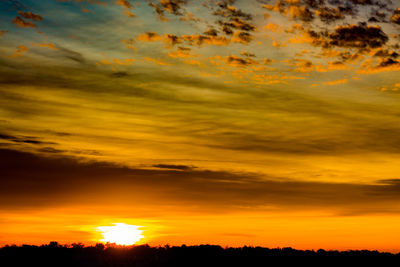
[97,223,144,245]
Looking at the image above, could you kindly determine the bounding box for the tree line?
[1,242,399,266]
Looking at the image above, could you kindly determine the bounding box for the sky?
[1,0,400,251]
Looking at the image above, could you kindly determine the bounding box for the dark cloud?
[328,24,388,50]
[204,0,256,44]
[316,6,344,23]
[15,139,49,145]
[376,57,400,68]
[11,10,42,29]
[261,1,314,22]
[348,0,392,9]
[292,5,314,21]
[213,0,252,21]
[368,9,388,22]
[37,147,66,154]
[141,0,398,64]
[111,71,129,78]
[48,131,72,137]
[227,114,397,154]
[137,31,163,42]
[116,0,135,17]
[232,31,253,44]
[221,4,253,31]
[204,28,219,36]
[73,149,102,156]
[149,2,167,21]
[152,164,194,170]
[149,0,187,21]
[177,46,190,51]
[137,31,229,46]
[291,22,392,65]
[218,17,255,33]
[226,55,258,67]
[12,16,37,28]
[57,47,86,64]
[116,0,132,9]
[304,0,325,9]
[373,49,399,59]
[261,0,399,46]
[240,51,255,57]
[263,58,274,64]
[181,34,230,46]
[165,34,182,46]
[377,179,400,185]
[336,51,363,63]
[0,133,56,145]
[159,0,187,15]
[262,0,394,21]
[2,148,400,215]
[391,7,400,24]
[17,11,42,21]
[0,133,15,140]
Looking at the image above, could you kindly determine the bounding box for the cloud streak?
[2,148,400,216]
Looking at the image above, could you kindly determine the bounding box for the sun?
[97,223,144,245]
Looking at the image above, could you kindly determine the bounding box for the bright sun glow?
[97,223,144,245]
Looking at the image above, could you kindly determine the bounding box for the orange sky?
[3,207,400,252]
[1,0,400,252]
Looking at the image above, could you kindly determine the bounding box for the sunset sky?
[1,0,400,252]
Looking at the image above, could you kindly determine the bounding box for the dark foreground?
[1,243,400,267]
